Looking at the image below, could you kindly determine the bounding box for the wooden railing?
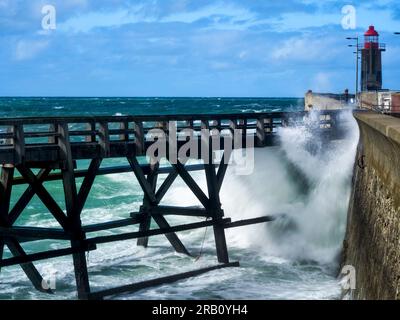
[0,110,345,165]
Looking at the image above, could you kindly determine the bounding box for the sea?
[0,97,359,300]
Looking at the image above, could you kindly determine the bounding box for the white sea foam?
[221,110,359,264]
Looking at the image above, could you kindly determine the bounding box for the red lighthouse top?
[364,25,379,49]
[365,25,379,36]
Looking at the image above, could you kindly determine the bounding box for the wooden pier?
[0,110,346,299]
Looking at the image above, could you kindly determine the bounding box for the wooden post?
[137,162,159,247]
[229,119,237,134]
[134,122,145,155]
[0,238,3,272]
[48,123,58,144]
[0,166,14,225]
[119,121,129,142]
[58,122,91,299]
[13,124,25,165]
[256,117,266,147]
[204,144,229,264]
[4,126,13,146]
[98,121,110,158]
[0,166,14,272]
[85,122,96,143]
[265,117,272,134]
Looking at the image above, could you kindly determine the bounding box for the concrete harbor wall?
[304,90,354,111]
[342,112,400,299]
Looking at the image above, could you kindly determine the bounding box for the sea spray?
[220,110,359,265]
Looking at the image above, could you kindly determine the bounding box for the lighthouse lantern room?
[361,25,386,91]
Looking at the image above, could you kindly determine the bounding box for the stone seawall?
[343,112,400,299]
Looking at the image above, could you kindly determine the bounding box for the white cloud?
[15,40,49,61]
[57,2,260,33]
[264,12,339,32]
[0,0,18,14]
[162,3,255,24]
[271,36,340,62]
[261,2,400,33]
[58,5,153,33]
[0,0,11,8]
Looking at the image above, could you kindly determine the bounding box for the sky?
[1,0,400,97]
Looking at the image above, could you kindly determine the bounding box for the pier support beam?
[0,239,3,271]
[88,262,240,300]
[0,166,51,292]
[8,168,51,226]
[59,123,91,299]
[136,162,159,247]
[0,166,14,273]
[5,238,52,293]
[132,158,191,256]
[205,160,229,264]
[152,214,191,256]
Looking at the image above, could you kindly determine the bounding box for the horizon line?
[0,95,304,99]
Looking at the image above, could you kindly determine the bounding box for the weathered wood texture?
[0,111,345,165]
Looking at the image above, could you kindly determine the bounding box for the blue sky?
[1,0,400,97]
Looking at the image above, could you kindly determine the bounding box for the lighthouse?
[361,25,386,91]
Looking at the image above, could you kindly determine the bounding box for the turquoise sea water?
[0,97,303,117]
[0,98,358,300]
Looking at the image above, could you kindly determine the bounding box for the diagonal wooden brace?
[16,165,69,230]
[170,161,210,209]
[127,156,157,204]
[8,168,51,226]
[4,238,53,293]
[152,214,191,256]
[137,162,159,247]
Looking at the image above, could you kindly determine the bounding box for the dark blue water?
[0,97,304,117]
